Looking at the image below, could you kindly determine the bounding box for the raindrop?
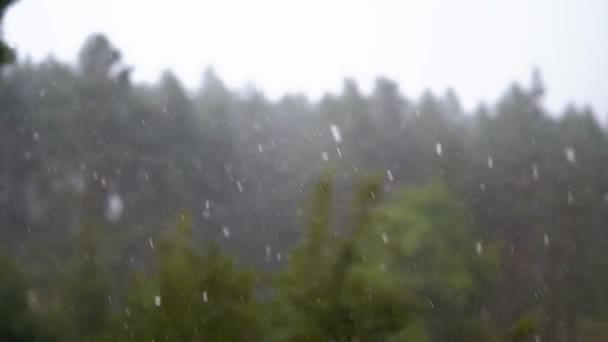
[475,241,483,255]
[487,157,494,169]
[202,291,208,303]
[205,200,211,209]
[336,147,342,157]
[480,183,486,190]
[567,190,575,205]
[564,146,576,163]
[33,131,40,141]
[154,296,161,307]
[141,119,146,126]
[386,169,394,182]
[265,245,271,260]
[236,181,243,193]
[106,193,124,222]
[257,144,264,153]
[100,178,107,188]
[544,233,550,246]
[148,237,154,249]
[532,163,539,180]
[222,226,230,238]
[329,124,342,143]
[276,252,282,262]
[381,232,389,244]
[321,152,329,161]
[435,143,442,156]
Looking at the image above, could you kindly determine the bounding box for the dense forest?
[2,2,608,341]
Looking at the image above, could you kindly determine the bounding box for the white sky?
[5,0,608,114]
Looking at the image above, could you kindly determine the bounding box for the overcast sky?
[5,0,608,114]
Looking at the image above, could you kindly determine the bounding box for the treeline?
[2,31,608,341]
[0,179,518,341]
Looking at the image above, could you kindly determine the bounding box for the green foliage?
[271,176,420,341]
[508,313,538,342]
[0,256,53,341]
[114,213,261,341]
[270,177,499,341]
[371,181,500,341]
[59,225,111,341]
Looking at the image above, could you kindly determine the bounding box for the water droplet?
[236,181,243,193]
[321,152,329,161]
[532,163,539,180]
[141,119,146,126]
[336,147,342,157]
[544,233,550,246]
[487,157,494,169]
[202,291,208,303]
[381,232,389,244]
[480,183,486,190]
[276,252,282,262]
[564,147,576,163]
[257,144,263,152]
[329,124,342,143]
[386,169,394,182]
[106,193,124,222]
[148,237,154,249]
[435,143,442,156]
[222,226,230,238]
[154,295,161,307]
[568,190,575,205]
[33,131,40,141]
[475,241,483,255]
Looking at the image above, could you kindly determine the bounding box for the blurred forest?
[2,2,608,341]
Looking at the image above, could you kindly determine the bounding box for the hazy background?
[6,0,608,114]
[3,1,608,341]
